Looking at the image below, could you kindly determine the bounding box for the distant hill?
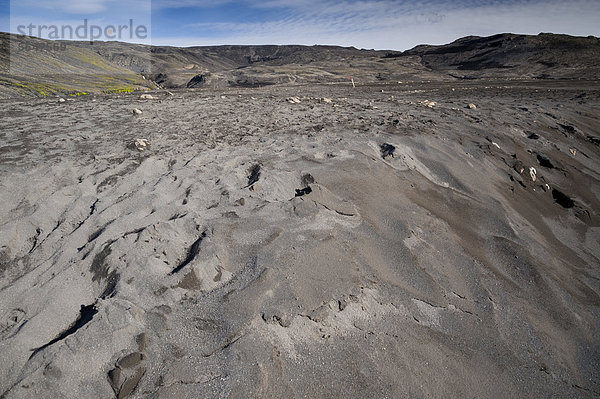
[0,33,155,97]
[402,33,600,79]
[0,32,598,98]
[63,41,396,88]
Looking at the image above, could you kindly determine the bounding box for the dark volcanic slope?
[0,32,599,98]
[65,41,395,88]
[403,33,600,79]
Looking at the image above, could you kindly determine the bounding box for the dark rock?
[186,74,208,88]
[380,143,396,159]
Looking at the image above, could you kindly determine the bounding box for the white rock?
[140,94,156,99]
[58,98,66,103]
[132,108,143,115]
[133,139,150,151]
[529,167,537,182]
[286,97,301,104]
[321,98,333,103]
[468,103,477,109]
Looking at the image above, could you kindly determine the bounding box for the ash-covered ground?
[0,80,599,398]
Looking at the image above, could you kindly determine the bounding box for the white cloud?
[157,0,600,50]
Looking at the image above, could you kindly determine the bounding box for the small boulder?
[140,94,156,100]
[58,98,66,103]
[529,167,537,182]
[513,160,525,174]
[321,98,333,103]
[286,97,301,104]
[187,74,207,88]
[131,139,150,152]
[132,108,142,115]
[380,143,396,159]
[468,103,477,109]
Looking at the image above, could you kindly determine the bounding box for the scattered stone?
[58,98,66,103]
[187,74,207,88]
[166,91,174,96]
[235,198,246,206]
[139,94,156,100]
[132,108,142,115]
[527,133,540,140]
[321,98,333,103]
[246,164,261,189]
[131,139,150,152]
[421,100,436,108]
[570,148,577,156]
[513,160,525,174]
[492,142,501,149]
[380,143,396,159]
[468,103,477,109]
[529,167,537,182]
[286,97,301,104]
[295,187,312,197]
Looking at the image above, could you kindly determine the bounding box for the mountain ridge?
[0,32,598,97]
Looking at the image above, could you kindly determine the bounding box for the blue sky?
[2,0,600,50]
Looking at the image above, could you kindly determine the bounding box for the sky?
[1,0,599,50]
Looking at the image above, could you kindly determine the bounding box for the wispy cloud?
[5,0,600,49]
[155,0,600,49]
